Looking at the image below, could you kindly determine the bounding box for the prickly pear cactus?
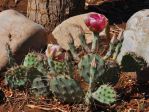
[23,52,49,74]
[121,52,147,72]
[5,65,28,89]
[30,76,51,97]
[78,54,105,83]
[92,84,117,105]
[50,75,84,103]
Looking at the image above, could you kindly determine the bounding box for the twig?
[26,104,68,112]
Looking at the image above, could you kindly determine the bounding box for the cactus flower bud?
[45,44,65,61]
[85,13,108,32]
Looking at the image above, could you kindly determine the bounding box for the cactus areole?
[84,13,108,33]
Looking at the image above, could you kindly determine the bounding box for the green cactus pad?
[23,52,49,74]
[92,84,117,105]
[54,61,66,73]
[48,58,67,75]
[121,52,147,72]
[5,65,28,89]
[23,52,38,67]
[31,76,51,97]
[78,54,105,83]
[50,75,84,103]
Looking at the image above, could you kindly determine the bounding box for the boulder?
[117,9,149,65]
[0,9,47,71]
[51,12,109,50]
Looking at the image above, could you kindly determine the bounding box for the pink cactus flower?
[45,44,65,61]
[85,13,108,32]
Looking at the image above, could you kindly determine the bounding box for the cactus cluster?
[4,30,120,107]
[4,12,149,112]
[4,46,120,108]
[4,13,130,107]
[43,18,119,105]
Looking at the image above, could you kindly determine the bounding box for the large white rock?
[0,9,47,71]
[117,9,149,65]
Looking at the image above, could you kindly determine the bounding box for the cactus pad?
[5,66,28,89]
[92,84,117,105]
[23,52,49,74]
[50,75,84,103]
[48,58,67,75]
[23,52,38,67]
[31,76,51,97]
[78,54,105,83]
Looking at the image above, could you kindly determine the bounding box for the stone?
[51,12,109,50]
[117,9,149,66]
[0,9,47,71]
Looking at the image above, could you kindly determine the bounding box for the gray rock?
[117,9,149,65]
[0,9,47,71]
